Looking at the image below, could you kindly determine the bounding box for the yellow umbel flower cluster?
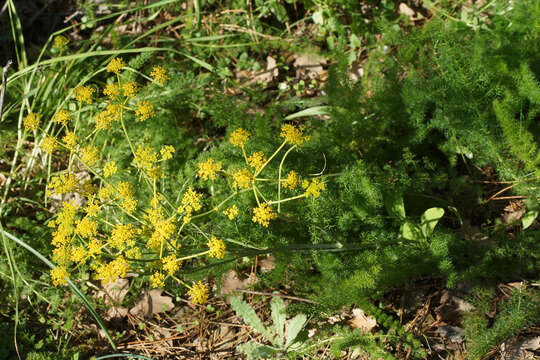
[62,131,79,149]
[95,256,129,284]
[232,169,253,189]
[134,145,162,179]
[280,124,310,146]
[302,178,325,198]
[135,101,155,121]
[80,145,100,166]
[103,83,120,98]
[229,128,251,147]
[223,205,239,220]
[188,281,209,305]
[49,173,78,195]
[24,112,41,131]
[283,170,299,189]
[198,158,222,181]
[95,104,121,130]
[160,145,175,160]
[103,161,118,178]
[162,254,180,275]
[53,109,72,126]
[50,266,69,286]
[74,85,95,104]
[75,216,98,239]
[207,236,226,259]
[150,272,165,288]
[145,207,176,250]
[53,35,69,51]
[106,57,126,74]
[122,81,138,98]
[150,66,169,85]
[178,187,203,223]
[252,202,277,227]
[110,224,137,250]
[247,151,267,171]
[41,136,57,154]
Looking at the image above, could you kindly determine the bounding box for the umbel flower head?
[252,202,277,227]
[207,236,226,259]
[280,124,310,146]
[24,112,41,131]
[229,128,250,147]
[74,85,95,104]
[188,281,209,305]
[150,66,169,85]
[106,57,126,74]
[197,158,222,181]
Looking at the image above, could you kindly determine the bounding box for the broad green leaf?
[285,106,330,120]
[285,314,307,348]
[384,191,405,219]
[522,210,538,230]
[270,296,286,347]
[420,207,445,238]
[401,221,422,241]
[238,342,277,360]
[230,296,273,342]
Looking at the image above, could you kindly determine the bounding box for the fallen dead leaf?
[130,289,174,317]
[436,325,465,343]
[99,278,129,304]
[348,308,377,332]
[220,270,257,296]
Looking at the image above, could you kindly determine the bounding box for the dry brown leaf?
[100,278,129,304]
[348,308,377,332]
[105,306,128,320]
[130,289,174,317]
[220,270,257,296]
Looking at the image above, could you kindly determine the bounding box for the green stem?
[277,145,296,213]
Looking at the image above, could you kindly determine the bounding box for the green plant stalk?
[0,227,117,350]
[277,145,296,212]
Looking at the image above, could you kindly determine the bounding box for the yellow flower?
[88,238,103,256]
[145,208,176,250]
[75,217,98,239]
[150,66,169,85]
[103,83,120,98]
[53,109,72,126]
[120,198,138,214]
[223,205,239,220]
[207,236,226,259]
[188,281,209,305]
[95,104,121,130]
[74,85,95,104]
[24,112,41,131]
[80,145,100,166]
[283,170,299,190]
[95,256,129,284]
[229,128,251,147]
[134,145,158,169]
[84,199,101,217]
[122,81,138,98]
[179,187,203,215]
[125,247,141,259]
[135,101,155,121]
[160,145,175,160]
[41,136,57,154]
[50,266,69,286]
[116,181,134,200]
[162,255,180,275]
[103,161,118,178]
[150,272,165,288]
[197,158,222,181]
[280,124,310,146]
[53,35,69,51]
[232,168,253,189]
[247,151,267,171]
[62,131,79,150]
[49,173,78,195]
[252,202,277,227]
[302,178,325,198]
[98,184,115,201]
[106,57,126,74]
[110,224,137,250]
[70,246,87,264]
